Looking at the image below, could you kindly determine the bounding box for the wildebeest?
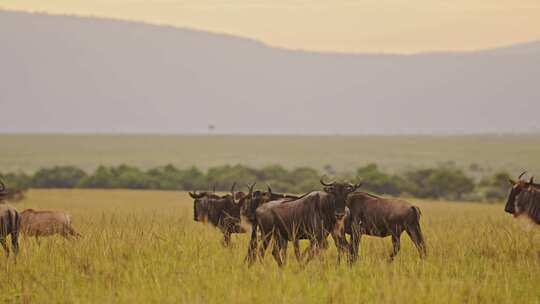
[346,191,426,262]
[238,184,308,264]
[20,209,81,240]
[189,183,246,246]
[248,179,360,266]
[505,172,540,224]
[0,181,20,256]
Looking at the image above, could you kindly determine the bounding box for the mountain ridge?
[1,9,539,134]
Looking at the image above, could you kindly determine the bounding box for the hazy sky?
[3,0,540,53]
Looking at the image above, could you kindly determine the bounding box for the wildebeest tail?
[9,209,20,235]
[411,206,422,222]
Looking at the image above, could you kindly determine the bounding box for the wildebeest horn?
[529,176,535,184]
[231,182,237,203]
[188,191,205,199]
[267,184,272,194]
[518,171,527,180]
[320,176,335,186]
[350,182,363,191]
[246,182,256,196]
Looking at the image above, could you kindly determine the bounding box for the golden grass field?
[1,189,538,303]
[2,134,540,175]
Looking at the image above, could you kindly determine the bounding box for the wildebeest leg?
[0,238,9,257]
[245,226,258,266]
[406,224,427,259]
[271,235,284,267]
[259,231,272,260]
[303,240,322,265]
[293,240,302,262]
[349,224,361,264]
[10,232,19,256]
[390,233,401,260]
[280,239,288,266]
[222,231,231,247]
[331,232,348,265]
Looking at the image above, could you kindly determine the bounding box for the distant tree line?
[0,163,511,202]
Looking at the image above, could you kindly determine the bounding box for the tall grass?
[1,189,538,303]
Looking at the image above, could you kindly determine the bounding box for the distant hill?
[1,10,539,134]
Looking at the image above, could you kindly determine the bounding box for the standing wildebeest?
[0,181,20,256]
[505,172,540,224]
[346,191,426,262]
[238,184,309,264]
[20,209,81,240]
[189,183,246,246]
[251,179,360,267]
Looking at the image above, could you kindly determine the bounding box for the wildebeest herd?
[0,171,538,265]
[191,177,427,266]
[190,172,540,266]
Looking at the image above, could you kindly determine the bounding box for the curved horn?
[518,171,527,180]
[350,182,363,191]
[188,191,205,199]
[267,184,273,195]
[247,182,256,196]
[230,182,237,203]
[320,175,335,186]
[529,176,535,184]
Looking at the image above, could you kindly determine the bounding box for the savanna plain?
[1,189,539,303]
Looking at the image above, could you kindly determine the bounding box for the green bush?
[404,167,475,200]
[355,163,404,196]
[476,172,512,202]
[0,163,512,203]
[32,166,87,188]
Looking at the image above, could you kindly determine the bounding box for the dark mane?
[516,187,540,224]
[352,191,384,200]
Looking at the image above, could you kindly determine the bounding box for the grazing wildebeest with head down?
[189,183,246,246]
[251,178,359,266]
[505,172,540,224]
[346,191,426,262]
[20,209,81,240]
[0,181,20,256]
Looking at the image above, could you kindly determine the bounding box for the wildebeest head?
[0,180,7,196]
[321,177,362,220]
[189,187,223,222]
[505,171,535,215]
[190,191,211,222]
[238,183,260,223]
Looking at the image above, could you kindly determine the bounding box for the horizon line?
[1,132,540,137]
[1,8,539,56]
